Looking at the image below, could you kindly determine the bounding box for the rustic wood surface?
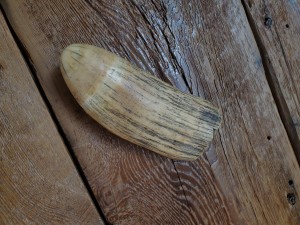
[1,1,234,224]
[0,11,103,225]
[242,0,300,161]
[1,0,300,224]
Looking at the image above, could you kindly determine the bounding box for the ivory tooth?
[60,44,221,160]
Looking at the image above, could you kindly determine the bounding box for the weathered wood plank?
[0,10,104,225]
[1,1,235,224]
[157,1,300,224]
[242,0,300,162]
[2,0,300,224]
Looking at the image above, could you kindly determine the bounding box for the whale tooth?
[61,44,221,160]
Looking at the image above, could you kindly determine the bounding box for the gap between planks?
[240,0,300,164]
[0,5,111,225]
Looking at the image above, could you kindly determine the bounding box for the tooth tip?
[60,44,99,103]
[61,44,85,75]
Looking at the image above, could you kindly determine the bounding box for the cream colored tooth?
[60,44,221,160]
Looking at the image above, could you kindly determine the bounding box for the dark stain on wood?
[287,193,296,206]
[264,17,273,28]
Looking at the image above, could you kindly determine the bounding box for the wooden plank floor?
[242,0,300,161]
[1,0,300,224]
[0,10,104,225]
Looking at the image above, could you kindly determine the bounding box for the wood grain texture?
[61,44,221,160]
[242,0,300,162]
[2,0,300,224]
[158,1,300,223]
[0,11,103,225]
[1,1,235,224]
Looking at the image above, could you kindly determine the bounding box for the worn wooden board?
[0,10,104,225]
[242,0,300,161]
[1,1,235,224]
[2,0,300,224]
[156,1,300,223]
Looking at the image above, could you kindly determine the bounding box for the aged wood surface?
[1,1,234,224]
[0,11,103,225]
[242,0,300,161]
[61,44,221,160]
[2,0,300,224]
